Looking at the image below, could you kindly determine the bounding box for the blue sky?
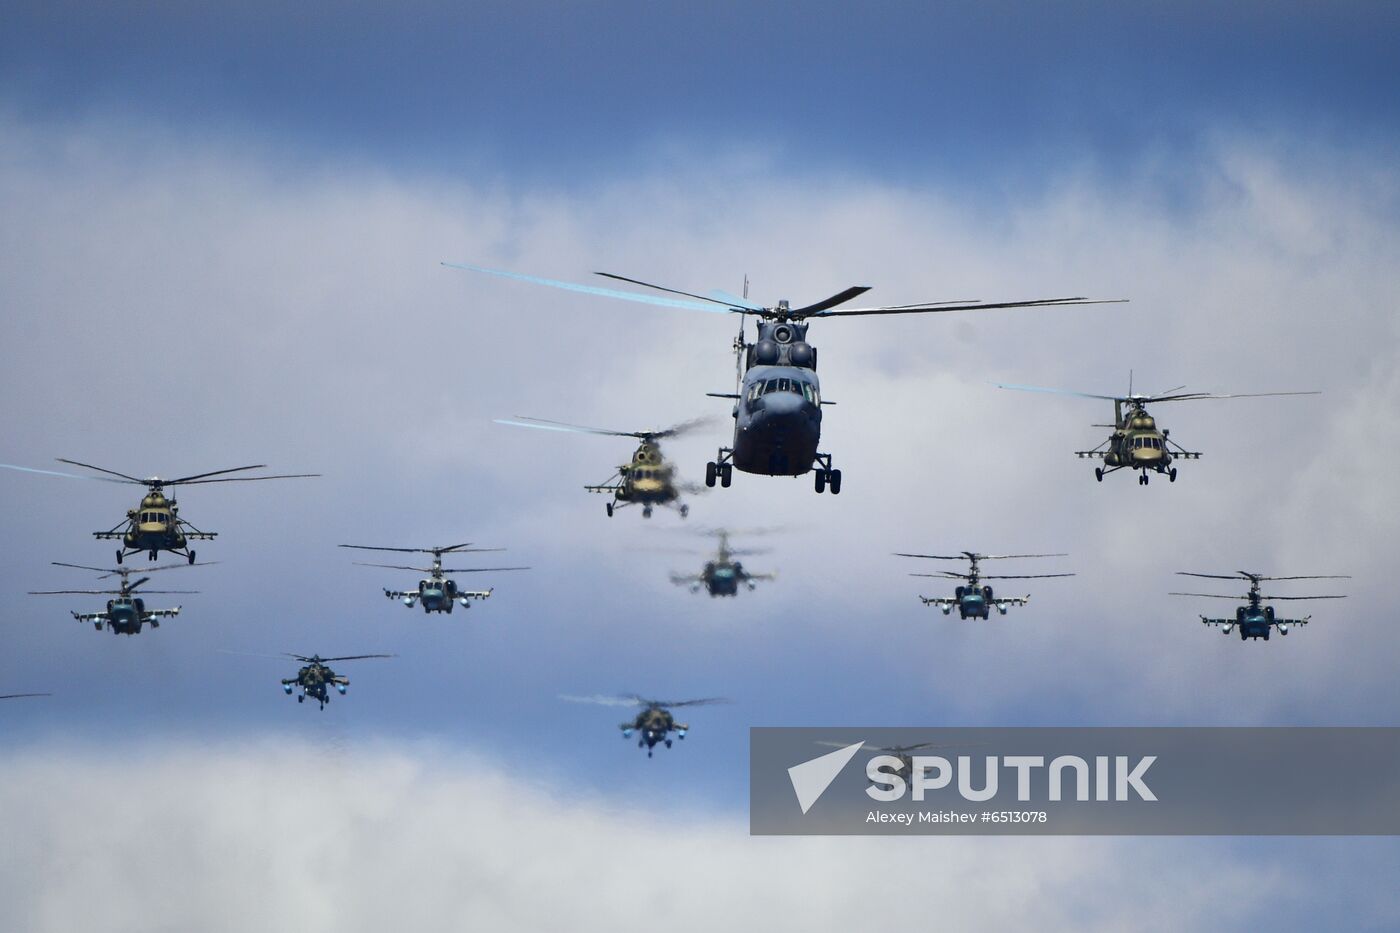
[2,4,1400,931]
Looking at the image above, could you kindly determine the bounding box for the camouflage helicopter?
[997,378,1318,485]
[669,527,777,597]
[0,459,318,562]
[279,653,394,709]
[1171,571,1349,641]
[562,693,729,757]
[816,740,967,784]
[338,542,528,612]
[28,560,209,634]
[494,415,711,518]
[446,262,1120,493]
[895,551,1073,618]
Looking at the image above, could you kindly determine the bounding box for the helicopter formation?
[0,256,1354,760]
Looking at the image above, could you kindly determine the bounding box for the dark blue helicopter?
[28,560,208,634]
[339,543,528,613]
[896,551,1073,619]
[444,262,1119,493]
[1171,571,1349,641]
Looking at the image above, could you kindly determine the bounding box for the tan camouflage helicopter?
[494,416,712,518]
[0,459,318,562]
[997,377,1317,485]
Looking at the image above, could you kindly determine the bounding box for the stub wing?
[1074,449,1108,460]
[584,484,623,494]
[993,596,1030,609]
[456,589,492,601]
[145,607,181,619]
[669,573,702,587]
[919,596,958,608]
[70,611,108,623]
[384,588,421,602]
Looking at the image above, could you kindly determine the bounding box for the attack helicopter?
[0,459,318,562]
[1171,571,1349,641]
[28,560,209,634]
[494,416,711,518]
[446,262,1121,493]
[895,551,1073,618]
[562,693,729,757]
[669,527,776,597]
[338,542,528,612]
[997,378,1318,485]
[816,740,967,784]
[279,654,394,709]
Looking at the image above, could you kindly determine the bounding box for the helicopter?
[562,693,729,757]
[0,459,318,562]
[816,740,967,784]
[445,262,1121,493]
[28,560,209,634]
[279,654,394,709]
[669,527,776,597]
[895,551,1073,618]
[1170,571,1349,640]
[338,542,528,612]
[996,378,1318,485]
[494,415,712,518]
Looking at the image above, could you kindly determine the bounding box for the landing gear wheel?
[665,739,672,748]
[606,502,614,517]
[1263,629,1270,641]
[705,461,717,487]
[188,550,196,565]
[1095,467,1104,483]
[720,463,732,487]
[642,506,653,518]
[1168,468,1177,483]
[297,695,304,703]
[679,504,689,518]
[815,470,827,493]
[116,550,123,564]
[829,469,842,494]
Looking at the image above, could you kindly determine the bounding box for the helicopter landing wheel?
[643,505,653,519]
[665,739,672,748]
[704,461,717,487]
[679,504,689,518]
[815,470,827,493]
[1094,467,1103,482]
[297,695,304,703]
[1168,468,1177,483]
[116,550,123,564]
[188,550,196,564]
[720,463,732,487]
[829,469,842,494]
[1139,473,1149,486]
[606,502,614,517]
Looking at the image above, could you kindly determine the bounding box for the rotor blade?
[790,286,872,315]
[100,560,217,579]
[994,383,1125,402]
[442,262,733,313]
[28,589,119,595]
[594,272,750,310]
[812,297,1126,317]
[50,561,119,574]
[494,417,642,438]
[977,553,1070,561]
[652,415,718,439]
[559,693,644,708]
[216,649,296,662]
[0,693,49,700]
[0,463,131,484]
[179,473,319,485]
[909,572,970,580]
[1168,592,1247,599]
[706,289,765,312]
[1251,575,1351,581]
[1147,391,1320,403]
[894,553,968,561]
[439,566,530,573]
[164,464,267,484]
[351,562,433,572]
[125,590,199,595]
[657,697,730,709]
[126,576,152,591]
[1176,572,1250,581]
[1260,595,1348,601]
[438,543,496,554]
[981,573,1076,580]
[318,654,397,662]
[340,544,439,554]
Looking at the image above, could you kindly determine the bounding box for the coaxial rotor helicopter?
[338,543,529,613]
[277,653,394,709]
[997,378,1318,485]
[446,262,1121,494]
[895,551,1073,618]
[1170,571,1349,641]
[669,527,777,597]
[562,693,729,757]
[28,560,210,634]
[494,415,711,518]
[0,459,319,562]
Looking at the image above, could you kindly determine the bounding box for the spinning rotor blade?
[125,590,199,595]
[1146,391,1320,403]
[1176,572,1250,581]
[812,297,1125,318]
[655,697,730,709]
[0,693,49,699]
[595,272,754,310]
[443,262,734,313]
[179,472,320,485]
[790,286,872,315]
[318,654,397,662]
[165,464,269,483]
[53,458,148,483]
[707,289,765,312]
[908,571,972,580]
[29,589,120,596]
[1249,574,1350,582]
[440,566,530,573]
[341,543,500,556]
[1260,595,1348,601]
[1168,592,1249,600]
[351,562,434,573]
[560,693,645,708]
[995,384,1126,402]
[50,561,122,574]
[0,463,130,484]
[981,573,1076,580]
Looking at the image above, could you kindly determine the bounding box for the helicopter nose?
[755,391,805,421]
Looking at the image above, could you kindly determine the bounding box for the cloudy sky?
[2,3,1398,930]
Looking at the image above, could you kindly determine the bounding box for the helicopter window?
[764,379,778,394]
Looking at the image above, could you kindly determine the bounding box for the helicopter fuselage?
[621,707,687,754]
[731,364,823,475]
[283,664,348,708]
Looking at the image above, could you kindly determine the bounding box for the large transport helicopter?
[278,654,394,709]
[445,262,1120,494]
[338,543,528,613]
[494,416,710,518]
[997,378,1318,485]
[28,560,208,634]
[1170,571,1349,641]
[0,459,318,562]
[895,551,1073,618]
[669,527,776,597]
[562,693,729,758]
